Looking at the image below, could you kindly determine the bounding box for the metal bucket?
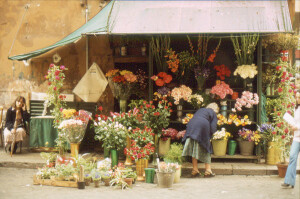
[156,171,175,188]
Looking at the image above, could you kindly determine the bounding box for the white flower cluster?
[188,94,204,105]
[58,119,84,129]
[233,64,257,79]
[213,128,227,140]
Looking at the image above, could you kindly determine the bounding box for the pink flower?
[234,91,259,111]
[50,64,54,68]
[55,76,60,80]
[210,81,233,99]
[60,65,65,70]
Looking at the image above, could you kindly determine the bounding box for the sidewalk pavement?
[0,149,299,177]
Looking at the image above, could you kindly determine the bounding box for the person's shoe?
[188,170,200,178]
[281,183,294,189]
[12,143,18,154]
[204,171,216,178]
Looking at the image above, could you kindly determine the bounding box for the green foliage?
[150,35,170,72]
[164,143,184,165]
[231,34,259,65]
[40,152,57,163]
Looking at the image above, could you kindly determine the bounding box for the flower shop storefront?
[9,0,298,189]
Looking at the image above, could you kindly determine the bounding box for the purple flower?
[194,66,210,79]
[157,86,170,96]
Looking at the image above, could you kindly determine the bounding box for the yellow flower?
[120,70,132,76]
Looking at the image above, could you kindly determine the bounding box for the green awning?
[9,0,293,61]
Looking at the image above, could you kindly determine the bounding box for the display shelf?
[113,55,148,63]
[265,95,280,98]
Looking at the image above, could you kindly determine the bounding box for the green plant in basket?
[164,143,184,165]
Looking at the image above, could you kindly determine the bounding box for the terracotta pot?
[123,178,133,186]
[277,163,288,178]
[85,178,91,186]
[102,178,111,186]
[94,180,100,188]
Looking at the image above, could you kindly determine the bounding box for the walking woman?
[282,90,300,188]
[182,103,219,177]
[4,96,30,153]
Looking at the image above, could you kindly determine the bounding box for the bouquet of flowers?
[234,91,259,111]
[161,128,179,141]
[171,85,192,105]
[214,64,231,80]
[94,117,128,151]
[258,123,276,142]
[151,72,172,87]
[129,126,154,147]
[124,141,155,162]
[227,113,252,126]
[210,81,233,99]
[212,128,231,140]
[233,64,258,79]
[58,110,91,144]
[157,162,179,173]
[238,128,261,145]
[106,69,137,100]
[187,94,204,109]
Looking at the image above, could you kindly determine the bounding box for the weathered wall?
[0,0,112,110]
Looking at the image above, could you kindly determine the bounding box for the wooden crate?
[33,175,78,188]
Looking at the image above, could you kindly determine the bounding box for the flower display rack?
[33,175,78,188]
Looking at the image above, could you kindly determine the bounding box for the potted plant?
[40,152,57,168]
[164,143,184,183]
[211,128,231,156]
[110,166,130,190]
[121,167,136,186]
[156,162,179,188]
[237,128,261,156]
[100,170,112,186]
[124,126,155,181]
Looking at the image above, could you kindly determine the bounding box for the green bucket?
[144,168,155,183]
[228,140,237,155]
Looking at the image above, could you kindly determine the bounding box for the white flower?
[234,64,257,79]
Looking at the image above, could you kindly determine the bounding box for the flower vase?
[266,142,281,165]
[136,159,148,181]
[119,99,127,113]
[70,142,80,158]
[243,78,253,92]
[238,140,254,156]
[228,140,237,155]
[196,77,206,91]
[110,149,119,168]
[220,101,227,118]
[152,134,159,166]
[177,105,183,122]
[125,136,133,166]
[212,140,228,156]
[158,138,171,157]
[266,84,271,96]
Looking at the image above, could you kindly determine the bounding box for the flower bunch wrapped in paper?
[158,162,179,173]
[234,91,259,111]
[210,81,233,99]
[212,128,231,140]
[58,118,87,143]
[238,128,261,145]
[233,64,258,79]
[187,94,204,109]
[171,85,192,105]
[106,69,137,100]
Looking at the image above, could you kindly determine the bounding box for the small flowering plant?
[210,81,233,99]
[238,128,261,145]
[187,94,204,109]
[129,126,154,147]
[212,128,231,140]
[106,69,137,100]
[157,162,179,173]
[234,91,259,111]
[233,64,258,79]
[171,85,192,105]
[94,117,128,151]
[161,128,179,141]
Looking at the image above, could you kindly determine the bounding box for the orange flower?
[155,79,165,86]
[163,75,172,84]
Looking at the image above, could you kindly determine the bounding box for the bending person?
[182,103,219,177]
[4,96,30,153]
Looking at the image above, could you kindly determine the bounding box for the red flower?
[55,70,60,76]
[154,112,160,116]
[163,75,172,84]
[278,87,283,93]
[155,79,164,86]
[207,51,216,63]
[98,106,103,111]
[157,72,167,78]
[276,66,281,71]
[272,131,276,135]
[281,135,286,139]
[284,128,289,134]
